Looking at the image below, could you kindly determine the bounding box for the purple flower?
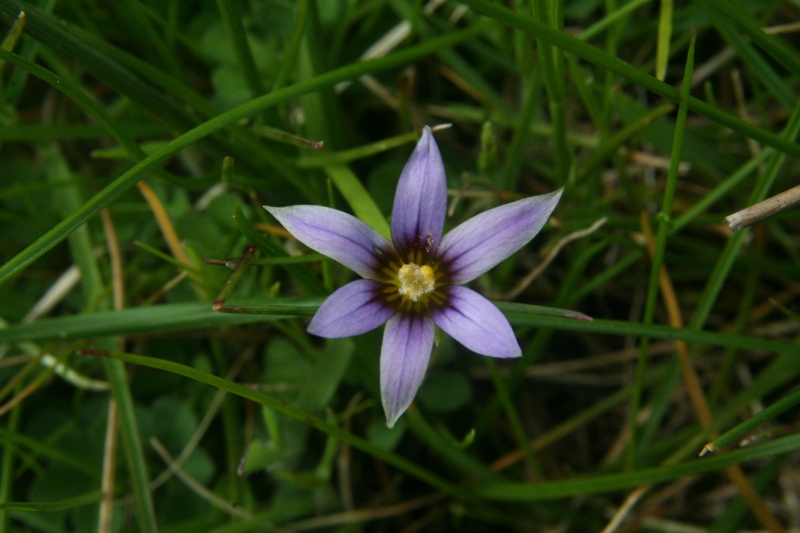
[265,127,562,427]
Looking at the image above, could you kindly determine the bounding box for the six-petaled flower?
[265,126,562,427]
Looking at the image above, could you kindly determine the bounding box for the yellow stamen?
[397,263,436,302]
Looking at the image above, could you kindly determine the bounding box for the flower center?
[397,263,436,302]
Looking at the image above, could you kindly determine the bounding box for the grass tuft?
[1,1,799,530]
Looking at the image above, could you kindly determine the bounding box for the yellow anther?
[397,263,436,302]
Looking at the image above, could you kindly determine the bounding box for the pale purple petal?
[431,286,521,357]
[390,126,448,256]
[308,280,395,337]
[440,189,563,284]
[380,313,435,428]
[264,205,392,280]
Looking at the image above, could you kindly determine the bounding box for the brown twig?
[725,184,800,231]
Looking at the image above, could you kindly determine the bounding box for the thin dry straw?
[725,184,800,231]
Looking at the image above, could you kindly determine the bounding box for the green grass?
[1,0,799,531]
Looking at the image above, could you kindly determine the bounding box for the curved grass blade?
[459,0,800,158]
[0,300,794,358]
[87,349,464,498]
[705,386,800,454]
[0,1,199,134]
[0,426,99,476]
[698,0,800,77]
[576,103,674,182]
[0,50,146,160]
[0,9,23,55]
[233,205,327,296]
[324,165,390,239]
[496,305,798,356]
[0,300,321,343]
[477,432,800,501]
[217,0,265,98]
[0,491,102,512]
[700,2,796,109]
[0,20,494,287]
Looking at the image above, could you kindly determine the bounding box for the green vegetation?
[1,0,799,530]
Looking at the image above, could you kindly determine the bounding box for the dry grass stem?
[495,216,608,300]
[725,184,800,231]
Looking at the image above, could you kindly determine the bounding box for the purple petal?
[440,189,563,284]
[264,205,392,279]
[390,126,448,257]
[308,279,395,337]
[431,286,521,357]
[380,313,435,428]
